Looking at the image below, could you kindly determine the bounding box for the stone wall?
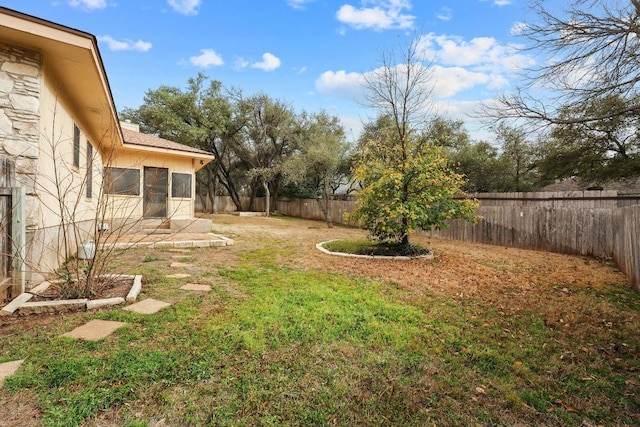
[0,43,41,231]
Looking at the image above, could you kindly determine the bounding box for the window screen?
[73,124,80,168]
[104,167,140,195]
[86,142,93,198]
[171,173,192,198]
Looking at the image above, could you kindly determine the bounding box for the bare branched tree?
[363,35,435,141]
[484,0,640,128]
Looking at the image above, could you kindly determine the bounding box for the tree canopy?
[353,38,478,247]
[283,111,351,227]
[483,0,640,184]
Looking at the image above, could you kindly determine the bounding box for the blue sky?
[4,0,533,141]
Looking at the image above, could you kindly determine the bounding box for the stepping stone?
[180,284,211,292]
[0,359,25,384]
[62,319,126,341]
[123,298,171,314]
[165,273,191,279]
[171,255,192,259]
[170,262,194,268]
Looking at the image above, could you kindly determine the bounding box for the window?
[171,173,192,198]
[86,142,93,198]
[104,167,140,195]
[73,124,80,168]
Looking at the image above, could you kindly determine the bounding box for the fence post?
[11,187,25,295]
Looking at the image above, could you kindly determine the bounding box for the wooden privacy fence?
[425,203,640,290]
[425,191,640,291]
[425,206,616,258]
[613,206,640,289]
[205,191,640,289]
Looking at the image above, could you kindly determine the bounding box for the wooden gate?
[0,157,14,300]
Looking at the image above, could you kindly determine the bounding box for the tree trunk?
[263,181,270,217]
[316,179,333,228]
[271,175,281,215]
[401,216,410,246]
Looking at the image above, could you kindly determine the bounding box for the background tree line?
[119,73,610,216]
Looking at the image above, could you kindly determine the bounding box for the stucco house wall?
[103,122,211,234]
[1,7,214,289]
[1,42,105,284]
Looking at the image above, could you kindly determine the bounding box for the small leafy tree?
[353,36,477,247]
[352,121,477,245]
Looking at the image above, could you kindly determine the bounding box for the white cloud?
[339,116,365,140]
[234,57,250,70]
[189,49,224,68]
[336,0,415,31]
[411,33,534,98]
[317,32,531,106]
[417,33,534,73]
[510,21,527,36]
[251,53,281,71]
[431,65,491,98]
[436,7,452,22]
[287,0,315,10]
[478,0,512,6]
[315,70,365,100]
[168,0,201,15]
[98,36,152,52]
[68,0,106,11]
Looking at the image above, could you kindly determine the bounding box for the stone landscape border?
[316,240,434,260]
[0,274,142,316]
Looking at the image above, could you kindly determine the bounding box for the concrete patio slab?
[103,232,233,250]
[180,284,212,291]
[0,360,25,384]
[123,298,171,314]
[62,319,126,341]
[166,273,191,279]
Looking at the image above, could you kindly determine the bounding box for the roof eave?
[0,7,123,150]
[121,143,215,171]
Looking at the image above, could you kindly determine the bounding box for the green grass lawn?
[1,216,639,426]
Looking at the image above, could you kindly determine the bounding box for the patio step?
[142,219,171,234]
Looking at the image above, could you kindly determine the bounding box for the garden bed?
[0,274,141,316]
